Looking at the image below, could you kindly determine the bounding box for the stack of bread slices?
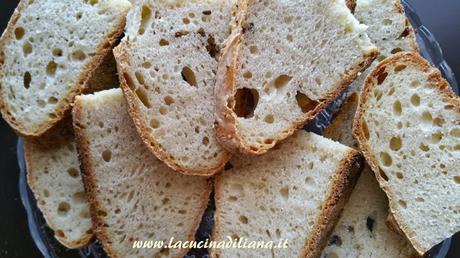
[1,0,458,257]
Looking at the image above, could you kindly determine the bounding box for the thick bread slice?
[346,0,419,93]
[72,89,212,258]
[114,0,234,175]
[0,0,131,137]
[353,52,460,254]
[24,122,93,249]
[214,0,378,155]
[322,93,418,258]
[212,131,363,258]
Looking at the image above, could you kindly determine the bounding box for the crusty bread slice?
[212,130,362,258]
[24,122,92,249]
[353,52,460,254]
[0,0,131,137]
[114,0,234,175]
[73,88,212,258]
[322,92,418,258]
[346,0,419,93]
[214,0,378,155]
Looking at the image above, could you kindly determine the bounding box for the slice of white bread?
[0,0,131,137]
[24,121,93,248]
[353,52,460,254]
[114,0,234,175]
[212,130,363,258]
[72,88,212,258]
[214,0,379,155]
[321,93,418,258]
[346,0,419,93]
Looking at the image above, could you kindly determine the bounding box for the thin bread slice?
[212,130,362,258]
[353,52,460,254]
[214,0,378,155]
[346,0,419,93]
[0,0,131,137]
[114,0,234,175]
[72,89,212,258]
[322,92,418,258]
[24,122,93,248]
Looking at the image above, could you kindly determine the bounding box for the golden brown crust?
[113,43,232,176]
[301,149,363,258]
[213,1,379,155]
[211,149,363,258]
[346,0,356,13]
[72,97,213,258]
[23,122,93,249]
[0,0,129,138]
[352,51,460,255]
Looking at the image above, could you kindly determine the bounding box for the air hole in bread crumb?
[52,48,63,57]
[454,176,460,184]
[376,70,388,85]
[387,86,395,95]
[276,228,281,238]
[181,66,197,87]
[450,128,460,138]
[415,197,425,202]
[274,75,292,89]
[287,35,293,42]
[243,71,252,79]
[391,47,402,54]
[362,120,370,140]
[71,50,86,61]
[280,186,289,200]
[374,89,383,101]
[454,145,460,151]
[182,17,190,24]
[395,172,403,179]
[15,27,25,40]
[159,38,169,46]
[431,132,443,143]
[46,61,58,76]
[23,72,31,89]
[202,136,209,146]
[57,202,71,216]
[383,18,392,25]
[433,117,445,127]
[239,215,249,224]
[76,12,83,20]
[56,230,65,238]
[410,94,420,106]
[389,137,402,151]
[380,152,392,167]
[43,189,50,197]
[233,88,259,118]
[377,55,387,62]
[410,80,420,88]
[249,45,258,54]
[421,111,432,124]
[67,167,79,178]
[23,41,32,55]
[135,88,151,108]
[102,149,112,162]
[73,192,87,204]
[139,5,152,35]
[264,139,274,145]
[150,119,160,129]
[142,62,152,68]
[135,71,145,84]
[97,210,107,217]
[164,96,174,106]
[393,100,402,115]
[295,91,318,113]
[228,196,237,202]
[264,115,274,124]
[398,200,407,208]
[80,209,90,219]
[394,64,406,72]
[419,143,429,152]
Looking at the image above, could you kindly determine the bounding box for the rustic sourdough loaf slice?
[24,122,92,248]
[0,0,131,137]
[346,0,419,93]
[353,52,460,254]
[321,93,418,258]
[114,0,234,175]
[212,130,362,258]
[214,0,378,155]
[73,89,212,258]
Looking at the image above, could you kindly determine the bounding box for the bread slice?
[72,88,212,258]
[114,0,234,175]
[214,0,378,155]
[322,92,418,258]
[24,122,92,249]
[346,0,419,93]
[0,0,131,137]
[212,130,362,258]
[353,52,460,254]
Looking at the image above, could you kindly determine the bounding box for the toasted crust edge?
[113,42,232,176]
[0,0,130,137]
[24,136,93,249]
[211,148,363,258]
[352,51,460,255]
[72,96,213,258]
[213,1,379,155]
